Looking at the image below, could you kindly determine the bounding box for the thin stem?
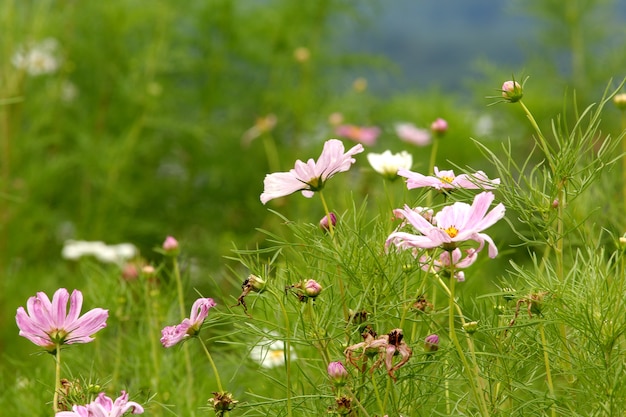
[319,190,334,237]
[621,111,626,209]
[270,288,293,417]
[172,257,195,414]
[426,136,440,208]
[518,100,556,174]
[539,322,556,417]
[447,270,490,417]
[198,336,224,392]
[53,345,61,413]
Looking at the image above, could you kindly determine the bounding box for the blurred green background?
[2,0,626,399]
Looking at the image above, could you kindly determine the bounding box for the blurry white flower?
[474,114,494,137]
[12,37,60,76]
[62,240,138,264]
[250,335,296,369]
[367,150,413,180]
[61,80,79,102]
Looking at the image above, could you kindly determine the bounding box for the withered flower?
[344,328,412,382]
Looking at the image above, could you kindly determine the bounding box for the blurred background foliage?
[2,0,626,406]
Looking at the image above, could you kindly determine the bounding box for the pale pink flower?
[16,288,108,351]
[160,297,216,348]
[55,391,144,417]
[260,139,364,204]
[335,125,380,146]
[386,191,505,258]
[398,166,500,191]
[395,123,432,146]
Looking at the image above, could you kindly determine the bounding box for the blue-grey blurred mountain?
[340,1,626,94]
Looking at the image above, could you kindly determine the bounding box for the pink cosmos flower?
[16,288,108,351]
[335,125,380,146]
[55,391,144,417]
[260,139,364,204]
[395,123,432,146]
[398,166,500,191]
[160,297,216,348]
[386,191,505,258]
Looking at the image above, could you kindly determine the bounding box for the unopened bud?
[319,212,337,232]
[463,321,479,334]
[162,236,180,255]
[304,279,322,298]
[424,334,439,352]
[501,80,523,103]
[430,118,448,136]
[246,274,266,292]
[327,361,349,387]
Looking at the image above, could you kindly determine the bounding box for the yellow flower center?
[443,226,459,238]
[440,176,454,184]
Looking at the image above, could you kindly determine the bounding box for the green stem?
[621,111,626,209]
[53,345,61,413]
[319,190,334,237]
[447,270,489,416]
[263,133,281,174]
[270,288,293,417]
[539,322,556,417]
[518,100,556,174]
[426,136,440,208]
[198,336,224,392]
[172,257,195,413]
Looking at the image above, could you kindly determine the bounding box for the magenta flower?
[16,288,108,351]
[395,123,432,146]
[56,391,144,417]
[335,125,380,146]
[160,297,216,348]
[260,139,364,204]
[386,191,505,258]
[398,166,500,191]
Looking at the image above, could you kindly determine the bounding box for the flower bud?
[430,117,448,136]
[327,361,348,387]
[304,279,322,298]
[463,321,479,334]
[501,80,523,103]
[424,334,439,352]
[246,274,266,292]
[162,236,180,255]
[613,93,626,111]
[319,212,337,232]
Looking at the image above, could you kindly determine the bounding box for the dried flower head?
[208,391,238,417]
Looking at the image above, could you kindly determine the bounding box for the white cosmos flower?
[62,240,138,265]
[367,150,413,180]
[12,38,60,76]
[250,336,296,369]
